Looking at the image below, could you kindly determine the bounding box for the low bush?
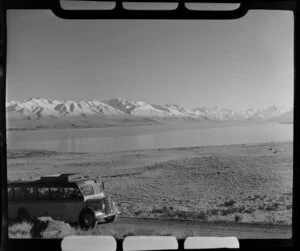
[265,203,280,211]
[41,220,76,238]
[9,222,33,238]
[207,208,221,216]
[222,199,236,207]
[242,207,255,214]
[150,207,208,221]
[234,214,243,222]
[151,208,164,214]
[220,205,246,216]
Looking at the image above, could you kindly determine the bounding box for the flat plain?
[8,141,293,226]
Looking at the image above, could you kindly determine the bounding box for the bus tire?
[79,208,96,230]
[17,208,30,222]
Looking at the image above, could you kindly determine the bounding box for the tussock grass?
[9,221,33,238]
[234,214,243,222]
[144,192,292,224]
[221,199,236,207]
[41,220,77,238]
[8,191,292,239]
[8,142,293,226]
[149,206,208,221]
[7,150,61,159]
[9,219,78,239]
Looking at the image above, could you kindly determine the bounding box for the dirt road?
[94,217,292,239]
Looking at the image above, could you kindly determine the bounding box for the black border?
[1,0,299,250]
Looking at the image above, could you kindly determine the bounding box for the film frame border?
[0,0,299,250]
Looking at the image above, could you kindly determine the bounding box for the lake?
[7,121,293,153]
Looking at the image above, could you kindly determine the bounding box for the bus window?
[8,187,14,199]
[80,184,95,196]
[64,187,76,199]
[93,182,103,194]
[26,187,38,199]
[75,187,84,199]
[50,187,64,199]
[98,182,104,194]
[64,187,83,200]
[14,187,26,199]
[38,187,50,199]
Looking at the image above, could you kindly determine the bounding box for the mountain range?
[6,97,293,130]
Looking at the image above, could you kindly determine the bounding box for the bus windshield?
[79,184,95,196]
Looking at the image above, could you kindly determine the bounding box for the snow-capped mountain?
[6,97,124,119]
[6,97,293,130]
[248,104,292,120]
[102,97,171,117]
[270,109,293,123]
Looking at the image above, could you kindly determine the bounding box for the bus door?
[63,186,85,222]
[35,186,65,220]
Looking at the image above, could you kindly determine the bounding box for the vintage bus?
[8,173,118,229]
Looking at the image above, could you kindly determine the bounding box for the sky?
[6,9,294,110]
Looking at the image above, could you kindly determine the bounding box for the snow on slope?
[6,97,293,130]
[248,105,292,120]
[102,97,169,117]
[6,98,126,119]
[271,109,293,123]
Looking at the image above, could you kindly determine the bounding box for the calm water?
[7,122,293,153]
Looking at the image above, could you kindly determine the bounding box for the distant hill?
[271,110,293,124]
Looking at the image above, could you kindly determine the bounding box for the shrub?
[237,205,246,213]
[223,199,236,207]
[151,208,164,214]
[197,212,208,221]
[9,222,33,239]
[286,204,292,210]
[176,211,189,219]
[265,202,280,211]
[254,194,261,199]
[162,206,173,213]
[40,220,76,239]
[207,208,221,216]
[234,214,242,222]
[221,207,236,216]
[243,207,255,214]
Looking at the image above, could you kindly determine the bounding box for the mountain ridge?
[6,97,293,130]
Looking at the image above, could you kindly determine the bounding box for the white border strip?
[184,237,239,249]
[123,236,178,251]
[61,236,117,251]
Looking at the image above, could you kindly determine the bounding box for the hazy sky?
[7,9,293,109]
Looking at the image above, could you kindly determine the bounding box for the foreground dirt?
[92,217,292,239]
[9,217,292,239]
[8,141,293,225]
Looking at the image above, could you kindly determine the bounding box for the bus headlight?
[95,211,105,218]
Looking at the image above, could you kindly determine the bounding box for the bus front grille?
[103,197,113,214]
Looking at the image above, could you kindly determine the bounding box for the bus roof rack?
[7,173,94,186]
[40,173,90,183]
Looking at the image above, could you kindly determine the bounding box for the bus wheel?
[17,208,30,222]
[105,215,116,223]
[79,209,96,230]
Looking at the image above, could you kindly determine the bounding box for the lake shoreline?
[7,121,293,153]
[7,119,285,131]
[7,140,293,156]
